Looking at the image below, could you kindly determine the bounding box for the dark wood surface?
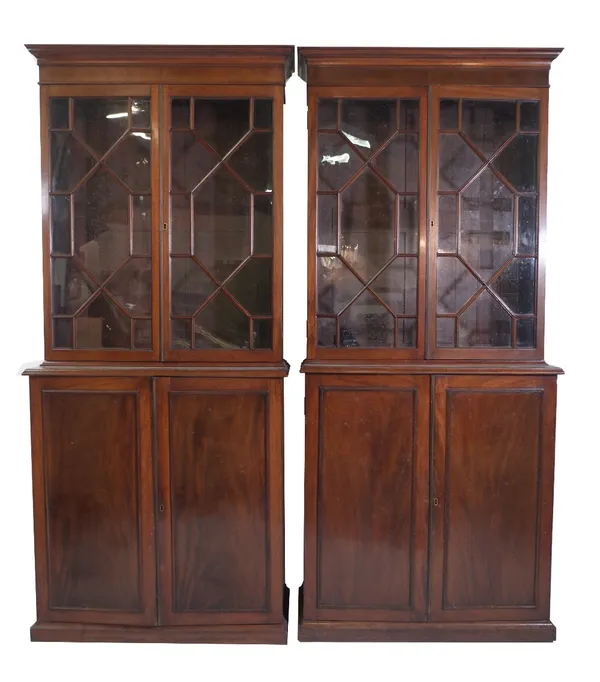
[431,375,557,622]
[29,377,156,625]
[300,360,563,375]
[303,374,429,622]
[23,361,290,377]
[156,377,285,626]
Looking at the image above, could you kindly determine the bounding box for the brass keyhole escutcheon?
[159,504,165,512]
[433,497,439,507]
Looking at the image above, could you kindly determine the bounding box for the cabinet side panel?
[41,389,143,615]
[318,388,415,611]
[169,391,268,614]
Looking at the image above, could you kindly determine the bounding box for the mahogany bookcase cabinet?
[23,44,294,644]
[298,47,563,642]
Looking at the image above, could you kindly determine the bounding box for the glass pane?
[75,292,131,349]
[171,131,219,192]
[133,319,151,349]
[74,99,129,155]
[253,99,272,129]
[52,259,96,314]
[460,168,514,279]
[438,134,482,191]
[373,134,418,193]
[254,195,273,255]
[50,98,69,130]
[171,99,190,128]
[339,289,394,347]
[317,317,337,346]
[73,168,130,282]
[493,134,538,192]
[370,257,417,315]
[171,319,192,350]
[491,258,535,315]
[458,290,511,347]
[50,133,95,192]
[170,194,191,254]
[520,102,539,132]
[171,258,216,315]
[439,100,459,129]
[53,318,72,348]
[317,256,363,314]
[340,100,397,157]
[438,195,457,253]
[400,100,419,131]
[340,170,395,281]
[106,258,152,317]
[398,196,418,254]
[132,195,151,255]
[318,100,338,129]
[517,318,535,347]
[518,196,537,254]
[227,132,273,191]
[131,99,150,129]
[437,257,480,313]
[193,166,250,281]
[195,292,249,349]
[318,133,362,191]
[51,195,71,255]
[106,132,151,192]
[317,194,337,253]
[194,99,250,156]
[436,317,455,347]
[461,100,516,157]
[396,318,416,348]
[225,258,272,315]
[252,319,272,349]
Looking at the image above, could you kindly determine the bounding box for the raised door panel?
[29,377,156,625]
[431,375,557,621]
[304,374,429,621]
[42,85,160,361]
[156,378,283,625]
[163,86,283,362]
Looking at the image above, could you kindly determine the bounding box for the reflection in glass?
[317,317,337,346]
[318,100,338,129]
[106,258,152,317]
[74,99,129,154]
[194,99,249,156]
[131,99,150,129]
[171,194,191,254]
[458,290,511,347]
[171,319,192,349]
[254,195,273,255]
[51,196,71,255]
[318,134,362,191]
[193,166,250,281]
[171,131,219,192]
[53,318,72,348]
[171,258,216,315]
[317,194,337,252]
[339,289,394,347]
[373,134,418,192]
[460,169,513,278]
[50,98,69,130]
[252,319,272,349]
[340,100,396,157]
[436,317,455,347]
[439,100,459,130]
[438,195,456,253]
[75,292,131,349]
[171,99,190,129]
[397,318,416,348]
[491,258,535,315]
[370,257,417,315]
[132,195,151,255]
[228,132,273,191]
[225,258,272,315]
[106,133,151,192]
[133,319,152,349]
[341,170,395,281]
[195,292,249,349]
[518,196,537,254]
[520,102,539,131]
[253,99,273,129]
[50,133,95,192]
[317,257,363,314]
[462,100,516,156]
[398,196,418,254]
[493,134,538,192]
[517,318,535,347]
[436,257,480,313]
[400,100,419,131]
[52,258,96,314]
[438,134,482,191]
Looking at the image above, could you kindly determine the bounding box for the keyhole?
[433,497,439,507]
[159,504,165,512]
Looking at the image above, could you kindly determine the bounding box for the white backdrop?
[1,3,597,680]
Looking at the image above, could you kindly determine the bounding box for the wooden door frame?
[155,376,284,625]
[29,376,157,625]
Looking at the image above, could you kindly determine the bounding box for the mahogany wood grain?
[300,360,563,375]
[303,374,429,622]
[29,377,156,625]
[156,377,284,626]
[431,375,557,622]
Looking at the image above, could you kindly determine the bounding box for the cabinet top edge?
[300,360,564,376]
[25,44,296,80]
[297,47,563,81]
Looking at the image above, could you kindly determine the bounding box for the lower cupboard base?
[298,620,556,642]
[31,621,288,644]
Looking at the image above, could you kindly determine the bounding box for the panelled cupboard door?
[431,375,557,621]
[42,85,160,361]
[162,86,283,362]
[29,377,157,625]
[304,374,429,621]
[155,378,284,625]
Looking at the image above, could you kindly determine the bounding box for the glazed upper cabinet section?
[45,86,159,360]
[431,87,547,359]
[165,86,282,361]
[311,88,427,359]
